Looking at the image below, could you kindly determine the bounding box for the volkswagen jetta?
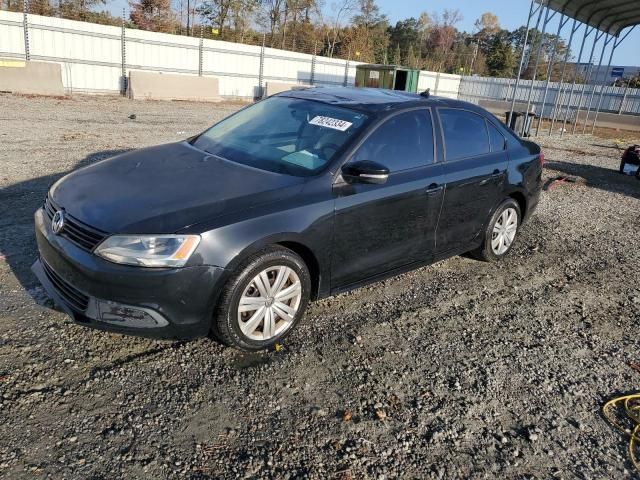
[32,87,543,351]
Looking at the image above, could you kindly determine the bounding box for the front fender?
[190,199,335,298]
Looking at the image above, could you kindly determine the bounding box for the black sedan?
[32,87,543,351]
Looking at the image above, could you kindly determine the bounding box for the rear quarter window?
[487,121,506,152]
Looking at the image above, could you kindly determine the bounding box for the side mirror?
[341,160,390,185]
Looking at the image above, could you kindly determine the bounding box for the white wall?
[459,75,640,116]
[418,71,461,99]
[0,10,461,100]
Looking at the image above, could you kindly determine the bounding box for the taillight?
[539,151,545,168]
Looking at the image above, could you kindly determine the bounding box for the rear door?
[331,108,445,289]
[435,108,509,254]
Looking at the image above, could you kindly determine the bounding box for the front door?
[331,109,445,289]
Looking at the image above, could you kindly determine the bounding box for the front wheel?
[471,198,521,262]
[213,246,311,351]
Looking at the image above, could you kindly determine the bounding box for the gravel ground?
[1,94,639,479]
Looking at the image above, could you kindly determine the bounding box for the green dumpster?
[355,64,420,93]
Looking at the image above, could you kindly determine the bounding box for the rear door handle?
[479,170,505,186]
[426,183,443,195]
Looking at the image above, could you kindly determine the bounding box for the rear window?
[439,109,490,161]
[193,96,369,177]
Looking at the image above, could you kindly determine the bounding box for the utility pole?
[469,42,479,76]
[186,0,190,36]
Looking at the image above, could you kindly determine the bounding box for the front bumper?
[32,208,227,339]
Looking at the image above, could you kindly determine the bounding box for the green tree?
[405,44,419,68]
[388,17,419,60]
[129,0,176,32]
[486,30,515,77]
[59,0,109,21]
[391,43,401,65]
[197,0,233,37]
[350,0,389,63]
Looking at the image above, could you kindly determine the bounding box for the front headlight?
[95,235,201,268]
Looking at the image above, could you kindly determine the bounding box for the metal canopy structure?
[507,0,639,137]
[547,0,640,36]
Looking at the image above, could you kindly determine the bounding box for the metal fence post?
[198,26,204,76]
[258,33,265,99]
[343,49,351,87]
[23,0,30,61]
[121,8,127,96]
[619,79,631,114]
[310,42,317,86]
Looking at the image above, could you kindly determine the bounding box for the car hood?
[50,142,305,234]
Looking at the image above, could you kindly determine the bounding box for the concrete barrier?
[576,111,640,132]
[264,81,309,98]
[0,60,64,96]
[478,99,536,116]
[479,99,640,132]
[128,71,222,102]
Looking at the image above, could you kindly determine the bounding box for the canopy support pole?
[549,18,579,135]
[523,1,556,136]
[591,25,636,133]
[571,29,605,134]
[581,33,614,133]
[535,13,570,136]
[561,25,594,136]
[508,0,541,131]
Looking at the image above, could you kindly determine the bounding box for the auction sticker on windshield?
[309,116,353,131]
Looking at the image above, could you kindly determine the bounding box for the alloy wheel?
[237,266,302,341]
[491,207,518,256]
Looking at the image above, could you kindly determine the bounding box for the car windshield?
[192,96,369,177]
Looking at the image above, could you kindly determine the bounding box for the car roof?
[276,86,472,114]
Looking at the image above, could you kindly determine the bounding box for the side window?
[439,109,490,161]
[487,121,506,152]
[351,110,434,172]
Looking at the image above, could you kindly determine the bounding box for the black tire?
[213,246,311,351]
[471,198,522,263]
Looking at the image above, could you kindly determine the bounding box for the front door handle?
[426,183,443,195]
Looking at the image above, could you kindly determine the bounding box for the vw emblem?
[51,210,66,235]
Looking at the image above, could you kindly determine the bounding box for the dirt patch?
[0,93,639,479]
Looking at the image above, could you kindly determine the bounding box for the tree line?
[5,0,638,84]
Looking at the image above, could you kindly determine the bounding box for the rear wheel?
[213,246,311,351]
[472,198,521,262]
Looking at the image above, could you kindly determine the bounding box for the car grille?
[44,195,107,252]
[41,260,90,312]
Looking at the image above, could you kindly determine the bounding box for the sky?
[108,0,639,67]
[373,0,639,67]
